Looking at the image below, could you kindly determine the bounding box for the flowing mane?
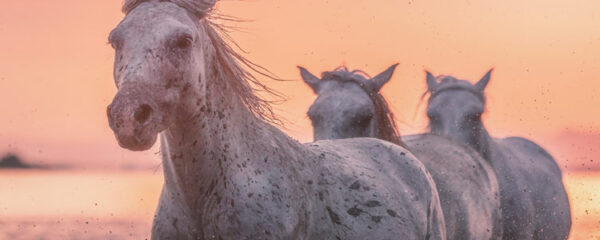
[322,68,403,146]
[122,0,282,124]
[427,75,486,102]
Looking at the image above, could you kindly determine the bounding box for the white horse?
[301,65,503,240]
[425,70,571,239]
[106,1,446,239]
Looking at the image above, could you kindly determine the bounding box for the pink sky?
[0,0,599,168]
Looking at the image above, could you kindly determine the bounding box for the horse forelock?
[429,76,486,103]
[122,0,216,18]
[321,68,370,84]
[319,68,403,146]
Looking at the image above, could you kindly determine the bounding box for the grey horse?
[106,0,447,239]
[424,70,571,239]
[300,65,503,240]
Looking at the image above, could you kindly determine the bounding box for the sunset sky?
[0,0,599,168]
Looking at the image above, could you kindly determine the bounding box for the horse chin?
[116,132,158,151]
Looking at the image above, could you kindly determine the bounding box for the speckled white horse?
[106,0,446,239]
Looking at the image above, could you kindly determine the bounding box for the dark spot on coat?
[326,207,342,225]
[364,200,382,208]
[165,78,178,89]
[182,83,191,92]
[347,206,362,217]
[371,216,383,223]
[172,218,178,230]
[349,181,360,190]
[387,209,398,217]
[207,180,217,193]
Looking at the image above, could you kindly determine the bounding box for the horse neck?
[472,122,492,160]
[371,117,386,139]
[159,57,301,215]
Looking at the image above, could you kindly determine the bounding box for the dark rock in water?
[0,154,32,169]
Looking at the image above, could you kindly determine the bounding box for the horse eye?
[466,113,482,123]
[355,113,373,125]
[174,34,193,49]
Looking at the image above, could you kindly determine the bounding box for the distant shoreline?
[0,154,67,170]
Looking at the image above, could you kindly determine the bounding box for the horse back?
[501,137,563,177]
[305,138,447,240]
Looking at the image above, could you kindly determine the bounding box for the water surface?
[0,170,597,239]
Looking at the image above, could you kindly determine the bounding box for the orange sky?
[0,0,599,168]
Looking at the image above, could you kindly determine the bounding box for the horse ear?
[475,68,493,91]
[298,66,320,93]
[367,63,398,93]
[426,71,437,91]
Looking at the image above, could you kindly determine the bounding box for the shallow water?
[0,170,161,240]
[0,170,598,240]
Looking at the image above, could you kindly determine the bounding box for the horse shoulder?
[204,148,315,239]
[405,134,502,240]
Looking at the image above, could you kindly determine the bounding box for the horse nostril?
[134,104,153,124]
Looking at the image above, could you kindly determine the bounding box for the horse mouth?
[115,132,158,151]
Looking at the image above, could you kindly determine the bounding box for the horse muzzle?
[107,88,161,151]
